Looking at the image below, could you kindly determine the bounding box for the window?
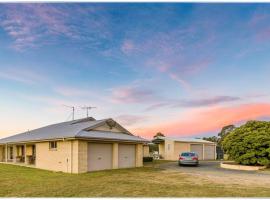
[9,146,13,159]
[49,141,57,150]
[167,144,170,150]
[181,152,196,157]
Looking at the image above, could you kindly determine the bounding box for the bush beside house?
[222,121,270,166]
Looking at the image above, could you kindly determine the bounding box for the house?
[152,136,216,160]
[0,117,148,173]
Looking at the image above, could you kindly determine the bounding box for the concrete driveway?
[157,161,270,187]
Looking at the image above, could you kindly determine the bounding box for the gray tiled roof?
[0,117,147,144]
[77,131,148,142]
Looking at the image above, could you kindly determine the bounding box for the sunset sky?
[1,3,270,139]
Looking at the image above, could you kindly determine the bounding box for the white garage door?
[190,144,203,160]
[204,145,215,160]
[88,143,112,171]
[118,144,136,168]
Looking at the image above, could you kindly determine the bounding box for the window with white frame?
[49,141,57,150]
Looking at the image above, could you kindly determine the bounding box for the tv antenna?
[81,106,96,118]
[63,105,75,121]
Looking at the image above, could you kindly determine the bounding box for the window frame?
[49,141,57,150]
[9,146,13,159]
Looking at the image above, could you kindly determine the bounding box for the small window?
[9,146,13,159]
[49,141,57,150]
[168,144,170,150]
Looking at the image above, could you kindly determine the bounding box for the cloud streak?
[111,86,160,104]
[115,114,147,126]
[173,96,241,108]
[145,95,240,111]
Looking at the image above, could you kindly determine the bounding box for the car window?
[181,152,196,156]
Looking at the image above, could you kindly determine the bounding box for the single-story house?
[152,136,216,160]
[0,117,148,173]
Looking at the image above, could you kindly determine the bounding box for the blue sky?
[1,3,270,139]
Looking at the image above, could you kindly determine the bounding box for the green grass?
[143,159,175,166]
[0,163,269,197]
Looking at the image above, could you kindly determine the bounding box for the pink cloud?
[144,95,240,112]
[0,4,70,50]
[111,86,158,104]
[134,103,270,139]
[115,114,147,126]
[168,73,192,92]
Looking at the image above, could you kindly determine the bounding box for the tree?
[203,136,219,143]
[222,120,270,166]
[218,124,235,145]
[153,132,165,138]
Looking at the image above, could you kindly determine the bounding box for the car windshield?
[181,152,196,157]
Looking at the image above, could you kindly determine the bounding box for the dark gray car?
[178,152,199,166]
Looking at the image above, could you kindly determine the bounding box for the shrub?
[222,120,270,166]
[143,157,153,162]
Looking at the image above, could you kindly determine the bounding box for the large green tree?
[203,125,235,145]
[202,136,219,143]
[218,124,235,145]
[222,121,270,166]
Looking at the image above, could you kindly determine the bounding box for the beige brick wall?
[135,144,143,167]
[143,145,149,157]
[112,143,119,169]
[78,140,88,173]
[36,140,74,173]
[159,143,165,158]
[173,142,190,160]
[71,140,79,173]
[164,139,175,160]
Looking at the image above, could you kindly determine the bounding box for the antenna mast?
[81,106,96,118]
[63,105,75,120]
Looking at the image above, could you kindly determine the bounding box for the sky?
[0,3,270,139]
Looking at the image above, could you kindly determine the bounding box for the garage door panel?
[118,144,135,168]
[190,144,203,160]
[204,145,215,160]
[88,143,112,171]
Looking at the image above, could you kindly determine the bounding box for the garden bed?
[221,162,267,171]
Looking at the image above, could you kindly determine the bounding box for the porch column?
[24,144,27,164]
[135,144,143,167]
[5,144,8,162]
[202,144,205,160]
[112,143,118,169]
[13,145,17,163]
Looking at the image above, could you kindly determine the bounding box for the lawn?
[0,163,269,197]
